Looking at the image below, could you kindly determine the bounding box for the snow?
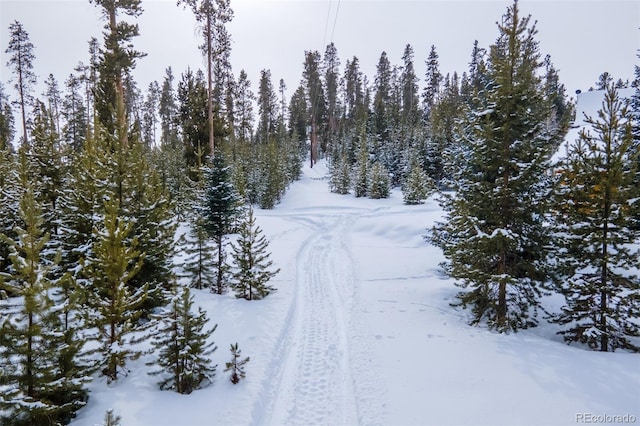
[70,160,640,426]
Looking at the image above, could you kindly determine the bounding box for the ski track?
[259,213,360,426]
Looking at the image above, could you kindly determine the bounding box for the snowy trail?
[261,213,360,426]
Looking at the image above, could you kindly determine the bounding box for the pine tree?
[0,188,90,426]
[303,50,326,165]
[178,68,209,171]
[103,409,121,426]
[62,73,88,151]
[429,1,566,332]
[231,207,280,300]
[29,101,68,241]
[423,44,442,119]
[177,0,234,155]
[0,82,16,150]
[403,157,435,205]
[83,194,148,381]
[5,20,36,146]
[368,161,391,199]
[353,132,369,198]
[148,285,218,393]
[329,152,351,195]
[202,152,240,293]
[324,42,341,152]
[224,342,249,384]
[92,0,144,147]
[552,84,640,352]
[0,148,18,276]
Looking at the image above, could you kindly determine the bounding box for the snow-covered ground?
[71,160,639,426]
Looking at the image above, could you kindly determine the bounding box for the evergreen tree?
[368,161,391,199]
[178,219,217,290]
[372,51,393,142]
[552,84,640,352]
[178,0,234,155]
[353,132,369,198]
[429,1,566,332]
[177,68,209,171]
[259,139,287,209]
[82,194,148,381]
[0,188,90,426]
[0,147,17,275]
[224,342,249,384]
[122,140,175,312]
[92,0,144,147]
[329,152,351,195]
[288,84,308,148]
[400,44,421,128]
[103,409,121,426]
[43,74,62,135]
[256,69,278,145]
[148,285,218,393]
[62,73,88,151]
[159,67,179,148]
[5,20,36,146]
[0,83,15,150]
[232,69,255,145]
[231,207,280,300]
[28,101,68,241]
[423,44,442,118]
[403,157,435,205]
[303,50,326,165]
[203,152,241,293]
[323,42,341,152]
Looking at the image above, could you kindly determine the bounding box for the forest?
[0,0,638,424]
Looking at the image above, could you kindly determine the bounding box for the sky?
[0,0,638,108]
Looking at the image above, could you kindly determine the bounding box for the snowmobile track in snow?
[260,214,360,425]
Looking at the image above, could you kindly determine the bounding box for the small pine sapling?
[224,342,250,384]
[231,207,280,300]
[148,285,218,393]
[103,409,121,426]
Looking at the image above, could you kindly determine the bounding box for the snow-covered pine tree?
[551,84,640,352]
[224,342,249,384]
[82,194,149,382]
[259,139,287,209]
[203,152,241,294]
[329,151,351,195]
[178,220,217,290]
[123,140,175,312]
[0,82,15,150]
[403,158,435,205]
[0,148,18,277]
[353,132,369,198]
[429,1,566,332]
[0,188,90,426]
[368,161,391,199]
[28,101,68,242]
[148,285,218,393]
[231,207,280,300]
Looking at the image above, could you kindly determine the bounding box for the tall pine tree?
[552,84,640,352]
[430,1,566,332]
[0,188,90,426]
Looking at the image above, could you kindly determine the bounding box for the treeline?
[424,2,640,353]
[0,0,280,424]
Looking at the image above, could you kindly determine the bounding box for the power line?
[330,0,341,43]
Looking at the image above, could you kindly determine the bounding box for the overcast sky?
[1,0,638,106]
